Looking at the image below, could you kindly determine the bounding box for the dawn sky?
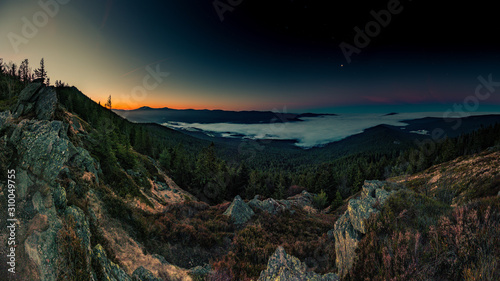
[1,0,500,113]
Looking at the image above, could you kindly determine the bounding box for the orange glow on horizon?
[103,99,277,112]
[111,103,270,111]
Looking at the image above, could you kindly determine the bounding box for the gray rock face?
[189,264,212,278]
[258,246,339,281]
[223,195,255,225]
[9,118,100,188]
[13,83,57,120]
[65,206,92,256]
[52,182,67,210]
[10,119,74,183]
[16,168,32,200]
[286,190,315,208]
[332,213,361,278]
[249,190,321,215]
[333,180,396,277]
[0,110,12,129]
[249,196,287,214]
[2,84,105,280]
[347,197,376,234]
[92,244,133,281]
[24,191,63,281]
[132,266,162,281]
[71,146,100,184]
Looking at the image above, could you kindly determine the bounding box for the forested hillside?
[1,58,500,281]
[2,58,500,207]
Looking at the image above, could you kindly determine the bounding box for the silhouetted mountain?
[114,107,336,124]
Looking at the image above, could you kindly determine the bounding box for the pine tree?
[312,189,329,209]
[105,95,112,110]
[19,59,30,84]
[331,190,343,210]
[34,58,47,84]
[10,63,17,78]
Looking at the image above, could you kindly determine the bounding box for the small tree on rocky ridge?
[34,58,47,84]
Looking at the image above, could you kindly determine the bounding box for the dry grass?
[87,190,193,280]
[392,150,500,205]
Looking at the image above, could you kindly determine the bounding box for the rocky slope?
[391,148,500,206]
[0,83,193,280]
[331,180,397,277]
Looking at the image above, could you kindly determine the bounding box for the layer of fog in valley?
[162,112,499,148]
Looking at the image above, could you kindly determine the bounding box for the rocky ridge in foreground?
[332,180,397,277]
[0,83,192,280]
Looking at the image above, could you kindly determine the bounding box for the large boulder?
[281,190,319,214]
[286,190,315,208]
[223,195,255,225]
[249,190,320,215]
[333,180,396,277]
[332,213,361,278]
[258,246,339,281]
[249,196,287,215]
[13,83,57,120]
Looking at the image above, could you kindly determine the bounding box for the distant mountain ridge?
[113,107,337,124]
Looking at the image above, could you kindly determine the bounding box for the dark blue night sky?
[2,0,500,112]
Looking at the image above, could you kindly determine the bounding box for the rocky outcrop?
[188,264,212,279]
[24,190,63,281]
[286,190,315,208]
[0,110,12,128]
[13,82,57,120]
[333,180,396,277]
[132,266,162,281]
[92,244,132,281]
[249,196,287,214]
[0,84,103,280]
[10,119,75,182]
[258,246,339,281]
[0,83,197,280]
[6,115,97,280]
[223,195,255,225]
[249,190,319,215]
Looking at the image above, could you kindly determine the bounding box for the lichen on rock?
[332,180,397,277]
[223,195,255,225]
[258,246,339,281]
